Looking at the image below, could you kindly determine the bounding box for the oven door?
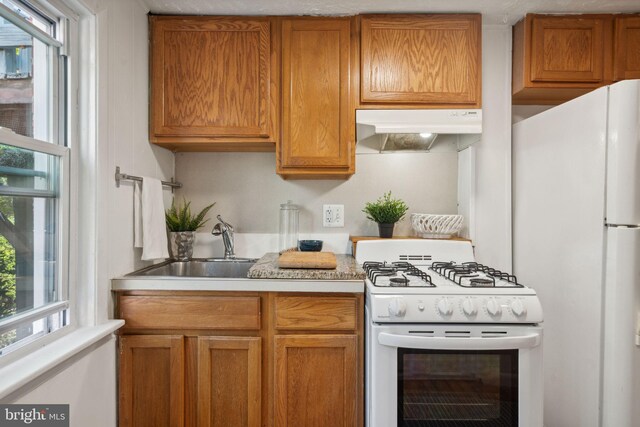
[367,323,543,427]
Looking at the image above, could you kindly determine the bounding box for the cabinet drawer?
[274,296,357,331]
[119,296,261,330]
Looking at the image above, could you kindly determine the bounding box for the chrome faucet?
[211,215,235,259]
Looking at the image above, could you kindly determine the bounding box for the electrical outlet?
[323,204,345,227]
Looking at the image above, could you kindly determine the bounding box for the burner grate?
[362,261,435,287]
[430,261,523,288]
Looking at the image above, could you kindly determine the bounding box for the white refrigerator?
[513,79,640,427]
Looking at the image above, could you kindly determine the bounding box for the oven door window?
[398,349,518,427]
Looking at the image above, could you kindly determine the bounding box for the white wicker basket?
[411,214,464,239]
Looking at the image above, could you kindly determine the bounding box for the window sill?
[0,320,124,399]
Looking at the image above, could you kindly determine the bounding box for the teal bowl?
[298,240,323,252]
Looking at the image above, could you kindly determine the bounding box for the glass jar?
[279,200,299,252]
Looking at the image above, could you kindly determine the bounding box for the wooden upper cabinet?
[512,14,619,104]
[359,14,482,108]
[149,16,278,151]
[278,18,355,179]
[614,15,640,81]
[529,16,606,83]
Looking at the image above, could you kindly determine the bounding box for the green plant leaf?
[362,191,409,224]
[165,198,215,232]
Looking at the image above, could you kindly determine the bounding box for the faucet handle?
[216,215,234,233]
[211,222,224,236]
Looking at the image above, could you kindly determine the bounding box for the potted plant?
[165,199,215,260]
[363,191,409,238]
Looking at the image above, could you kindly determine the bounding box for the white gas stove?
[356,239,543,324]
[357,239,544,427]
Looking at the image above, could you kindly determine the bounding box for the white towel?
[134,181,143,248]
[134,177,169,260]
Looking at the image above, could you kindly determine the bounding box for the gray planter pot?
[377,223,395,238]
[169,231,195,261]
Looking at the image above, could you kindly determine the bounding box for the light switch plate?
[323,204,344,227]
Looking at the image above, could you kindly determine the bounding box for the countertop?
[247,253,365,281]
[111,253,365,293]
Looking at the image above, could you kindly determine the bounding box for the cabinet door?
[150,16,276,145]
[119,335,184,427]
[360,14,481,106]
[530,16,606,83]
[279,18,354,178]
[197,336,262,427]
[614,15,640,81]
[274,334,357,427]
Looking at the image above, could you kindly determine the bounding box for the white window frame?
[0,0,74,362]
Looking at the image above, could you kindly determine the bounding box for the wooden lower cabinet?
[119,335,185,427]
[197,336,262,427]
[116,292,363,427]
[274,335,357,427]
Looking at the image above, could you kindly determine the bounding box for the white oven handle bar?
[378,332,542,350]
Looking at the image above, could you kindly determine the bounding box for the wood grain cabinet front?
[149,16,278,151]
[119,335,185,427]
[529,15,608,84]
[614,15,640,81]
[274,334,358,427]
[512,13,640,104]
[359,14,482,108]
[278,17,355,179]
[116,291,364,427]
[197,336,262,427]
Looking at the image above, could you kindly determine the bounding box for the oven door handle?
[378,332,541,350]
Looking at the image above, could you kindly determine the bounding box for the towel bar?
[114,166,182,190]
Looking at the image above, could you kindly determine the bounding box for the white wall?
[471,25,513,271]
[175,151,459,243]
[512,105,553,124]
[95,0,174,323]
[7,338,117,427]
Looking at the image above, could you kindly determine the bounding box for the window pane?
[0,3,52,141]
[0,0,55,35]
[0,143,57,194]
[0,1,67,357]
[0,194,59,322]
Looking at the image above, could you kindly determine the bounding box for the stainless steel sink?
[127,258,257,278]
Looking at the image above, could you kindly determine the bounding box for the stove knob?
[418,303,425,312]
[462,298,477,316]
[437,297,454,316]
[486,298,502,316]
[510,299,527,317]
[388,298,407,317]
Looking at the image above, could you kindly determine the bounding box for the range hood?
[356,109,482,153]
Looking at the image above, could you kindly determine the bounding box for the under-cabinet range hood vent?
[356,109,482,153]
